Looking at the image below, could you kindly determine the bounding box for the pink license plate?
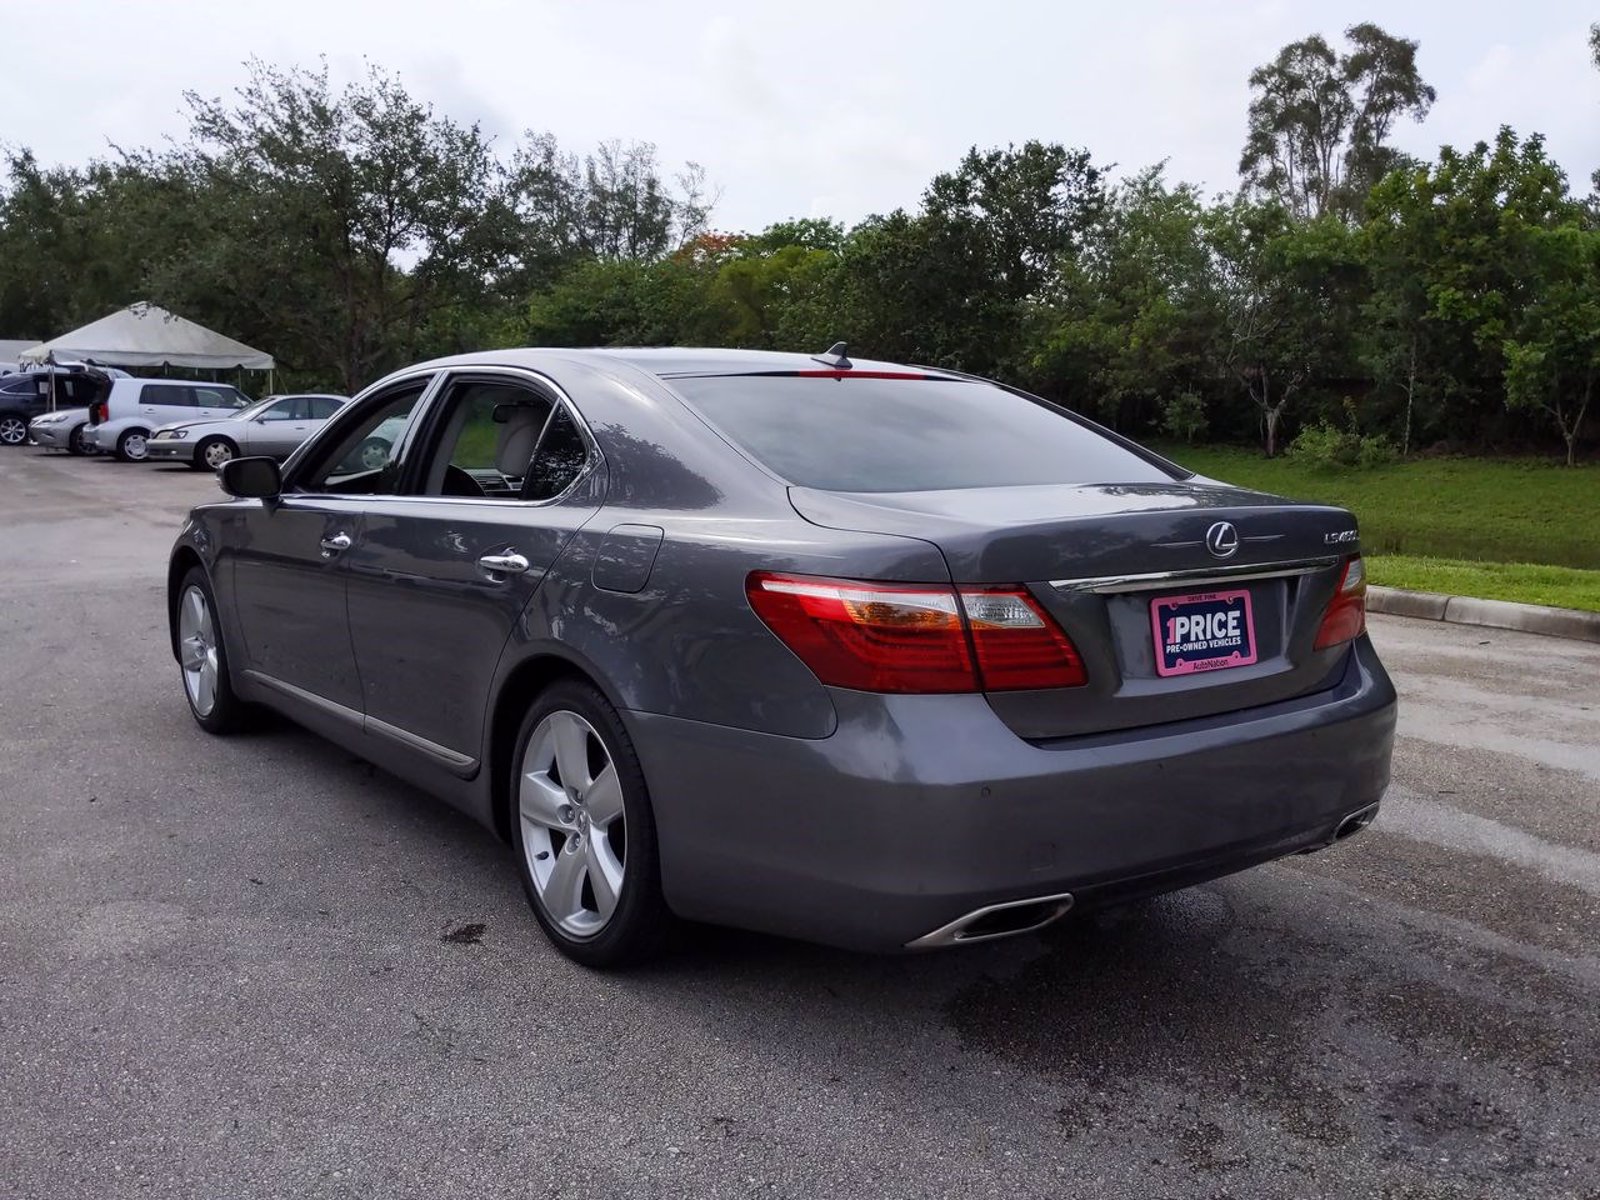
[1150,589,1258,677]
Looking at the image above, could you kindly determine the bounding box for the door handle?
[478,552,530,577]
[320,532,352,557]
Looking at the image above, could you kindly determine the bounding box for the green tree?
[1241,24,1434,220]
[1205,200,1362,455]
[835,142,1103,376]
[1028,166,1217,429]
[1502,224,1600,465]
[171,59,514,391]
[1361,164,1443,455]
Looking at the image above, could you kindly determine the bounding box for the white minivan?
[84,380,253,462]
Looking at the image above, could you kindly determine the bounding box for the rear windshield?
[671,375,1179,492]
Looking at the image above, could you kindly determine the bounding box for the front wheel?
[116,428,150,462]
[0,414,27,446]
[175,568,251,734]
[510,680,671,967]
[195,436,237,471]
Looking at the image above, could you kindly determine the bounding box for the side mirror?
[218,456,281,499]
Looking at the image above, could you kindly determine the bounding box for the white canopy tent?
[0,338,39,367]
[18,302,274,372]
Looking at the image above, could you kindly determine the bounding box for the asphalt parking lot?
[2,447,1597,1200]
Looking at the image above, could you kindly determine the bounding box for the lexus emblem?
[1204,521,1240,560]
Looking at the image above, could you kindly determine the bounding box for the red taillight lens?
[746,572,1087,694]
[746,573,975,693]
[960,588,1088,690]
[1314,556,1367,650]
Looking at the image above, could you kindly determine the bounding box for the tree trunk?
[1265,405,1282,458]
[1402,334,1417,459]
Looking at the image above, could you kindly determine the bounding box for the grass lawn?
[1148,443,1600,612]
[1364,555,1600,613]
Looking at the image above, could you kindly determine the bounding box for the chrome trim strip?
[243,670,363,727]
[285,364,603,509]
[1049,556,1340,595]
[905,891,1076,949]
[365,714,479,777]
[242,670,479,777]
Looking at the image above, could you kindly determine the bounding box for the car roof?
[404,346,964,382]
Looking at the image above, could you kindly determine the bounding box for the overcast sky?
[9,0,1599,231]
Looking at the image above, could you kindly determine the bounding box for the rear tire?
[0,414,27,446]
[66,424,91,455]
[194,436,237,471]
[174,567,251,735]
[115,428,151,462]
[509,680,671,968]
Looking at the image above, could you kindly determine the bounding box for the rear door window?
[670,375,1179,492]
[194,386,250,410]
[259,397,305,421]
[522,408,592,502]
[141,383,195,409]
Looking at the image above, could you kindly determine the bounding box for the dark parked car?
[0,365,118,448]
[166,347,1396,966]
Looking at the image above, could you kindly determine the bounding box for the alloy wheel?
[203,440,235,469]
[0,417,26,446]
[177,585,220,717]
[358,439,389,471]
[122,433,148,461]
[518,710,627,938]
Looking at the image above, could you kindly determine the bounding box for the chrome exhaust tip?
[1334,802,1380,841]
[905,891,1075,950]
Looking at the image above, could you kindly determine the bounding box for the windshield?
[671,375,1180,492]
[233,395,281,420]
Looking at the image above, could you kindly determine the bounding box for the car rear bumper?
[626,636,1396,952]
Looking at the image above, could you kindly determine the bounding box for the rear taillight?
[746,572,1086,694]
[960,588,1087,690]
[1314,556,1367,650]
[90,401,107,424]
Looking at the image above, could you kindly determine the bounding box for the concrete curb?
[1367,586,1600,644]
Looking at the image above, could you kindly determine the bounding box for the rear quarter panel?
[486,358,955,740]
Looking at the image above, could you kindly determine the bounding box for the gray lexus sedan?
[166,347,1395,966]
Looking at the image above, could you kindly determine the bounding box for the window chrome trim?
[1050,556,1340,595]
[424,365,603,508]
[285,365,603,509]
[280,367,445,489]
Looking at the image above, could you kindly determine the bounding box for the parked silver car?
[84,379,254,461]
[146,393,349,469]
[27,407,95,455]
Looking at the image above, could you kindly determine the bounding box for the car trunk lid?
[788,481,1361,739]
